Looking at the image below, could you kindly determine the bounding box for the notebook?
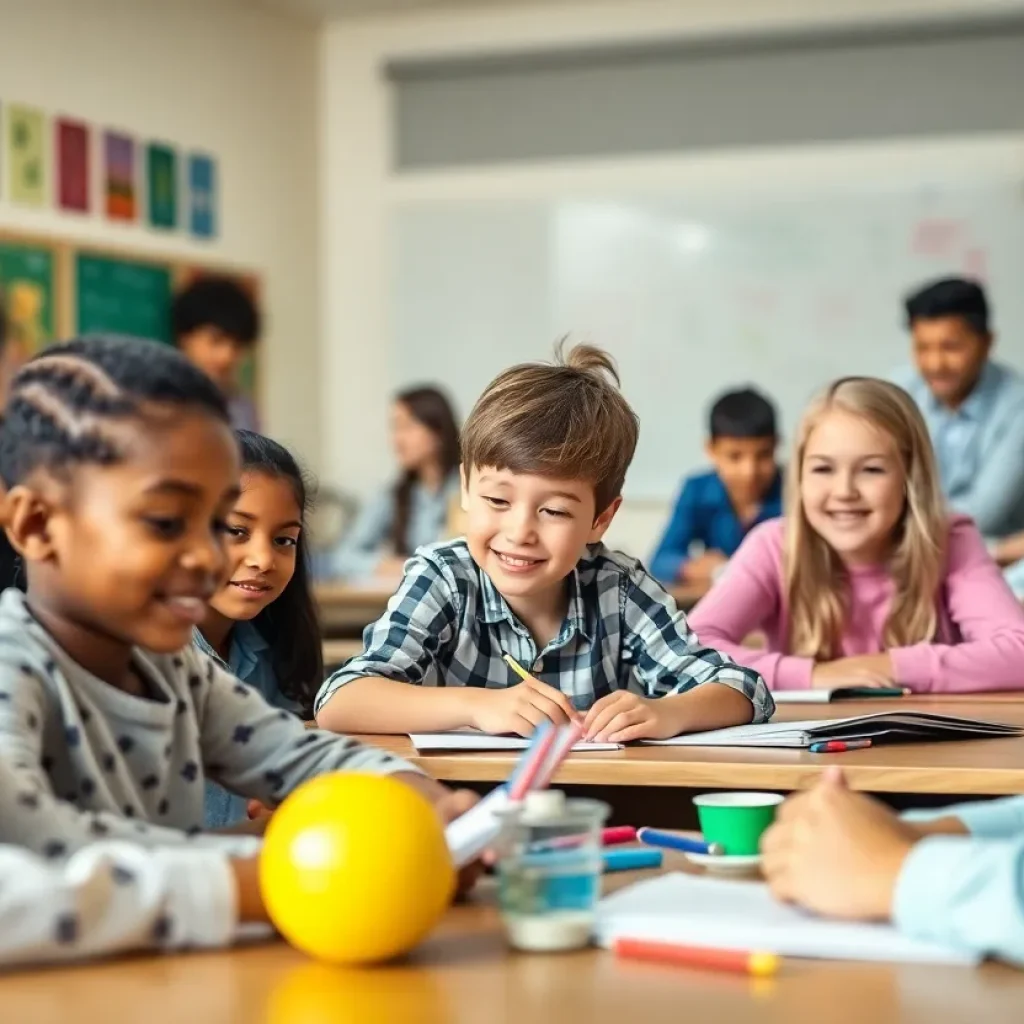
[772,687,907,704]
[410,730,622,752]
[641,712,1020,749]
[594,872,979,965]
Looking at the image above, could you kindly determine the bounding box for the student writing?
[763,767,1024,967]
[650,387,782,584]
[0,336,475,858]
[689,376,1024,692]
[315,344,772,743]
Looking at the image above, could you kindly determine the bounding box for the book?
[772,686,908,704]
[409,730,622,752]
[641,712,1020,749]
[594,872,979,965]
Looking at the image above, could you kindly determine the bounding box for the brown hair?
[784,377,947,660]
[391,386,461,554]
[461,342,639,514]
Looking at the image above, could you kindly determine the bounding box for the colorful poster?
[188,153,217,239]
[56,118,90,213]
[146,142,177,230]
[6,105,47,206]
[104,130,136,221]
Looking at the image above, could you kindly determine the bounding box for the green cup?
[693,792,784,856]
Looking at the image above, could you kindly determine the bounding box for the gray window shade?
[389,22,1024,170]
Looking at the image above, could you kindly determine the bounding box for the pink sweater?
[688,516,1024,693]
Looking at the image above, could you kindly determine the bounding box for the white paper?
[410,731,621,752]
[445,786,510,867]
[594,872,978,966]
[770,691,837,704]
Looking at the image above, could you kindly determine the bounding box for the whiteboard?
[390,138,1024,500]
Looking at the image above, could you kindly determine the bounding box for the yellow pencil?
[502,652,533,681]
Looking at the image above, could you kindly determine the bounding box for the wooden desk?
[363,698,1024,797]
[3,860,1020,1022]
[315,580,708,638]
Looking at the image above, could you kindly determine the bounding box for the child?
[195,430,322,829]
[315,344,772,743]
[171,275,261,432]
[762,767,1024,966]
[325,386,461,582]
[650,387,782,584]
[0,335,473,858]
[689,376,1024,692]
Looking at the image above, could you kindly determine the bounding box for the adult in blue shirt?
[892,277,1024,539]
[650,388,783,584]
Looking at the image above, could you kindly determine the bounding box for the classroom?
[2,0,1024,1018]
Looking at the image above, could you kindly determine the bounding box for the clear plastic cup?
[494,791,610,953]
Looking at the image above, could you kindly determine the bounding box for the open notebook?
[409,730,622,752]
[641,712,1020,749]
[595,872,978,965]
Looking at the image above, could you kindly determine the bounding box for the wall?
[0,0,321,468]
[321,0,1024,556]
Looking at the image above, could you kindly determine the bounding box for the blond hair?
[784,377,947,660]
[460,342,639,513]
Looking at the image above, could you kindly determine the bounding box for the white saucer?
[685,852,762,874]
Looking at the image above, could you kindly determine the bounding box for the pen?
[534,826,638,851]
[602,848,663,873]
[637,827,724,857]
[808,739,873,754]
[614,937,781,977]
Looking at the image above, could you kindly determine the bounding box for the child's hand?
[468,677,581,737]
[583,691,675,743]
[681,550,728,583]
[811,654,895,689]
[761,767,919,920]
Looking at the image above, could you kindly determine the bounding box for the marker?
[637,827,724,857]
[614,937,781,977]
[602,848,663,873]
[808,739,873,754]
[534,825,638,851]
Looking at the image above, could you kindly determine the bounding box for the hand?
[583,691,676,743]
[812,654,896,689]
[761,767,919,920]
[394,771,480,822]
[681,551,728,583]
[247,799,273,820]
[467,676,582,737]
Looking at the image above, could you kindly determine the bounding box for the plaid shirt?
[315,540,773,722]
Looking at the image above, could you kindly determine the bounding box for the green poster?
[147,143,177,230]
[6,105,47,206]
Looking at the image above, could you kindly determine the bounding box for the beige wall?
[0,0,321,469]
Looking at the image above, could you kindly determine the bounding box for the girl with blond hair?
[690,377,1024,692]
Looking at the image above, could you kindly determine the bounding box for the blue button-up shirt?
[892,361,1024,537]
[194,622,302,829]
[649,469,783,583]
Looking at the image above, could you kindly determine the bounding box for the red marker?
[614,937,781,976]
[535,825,637,851]
[808,739,873,754]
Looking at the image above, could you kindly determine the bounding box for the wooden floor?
[3,856,1021,1022]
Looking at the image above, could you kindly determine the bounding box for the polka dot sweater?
[0,589,419,858]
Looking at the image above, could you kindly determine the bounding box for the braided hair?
[0,335,230,488]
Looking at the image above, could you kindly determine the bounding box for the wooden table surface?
[363,697,1024,796]
[3,856,1021,1023]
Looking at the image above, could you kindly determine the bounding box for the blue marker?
[602,848,663,873]
[637,827,724,857]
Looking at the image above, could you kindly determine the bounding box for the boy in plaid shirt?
[316,345,772,742]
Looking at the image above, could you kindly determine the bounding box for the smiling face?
[799,409,906,567]
[16,407,240,663]
[208,470,303,623]
[462,465,619,614]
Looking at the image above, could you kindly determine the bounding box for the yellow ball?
[260,773,456,964]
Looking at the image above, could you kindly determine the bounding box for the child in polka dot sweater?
[0,336,475,864]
